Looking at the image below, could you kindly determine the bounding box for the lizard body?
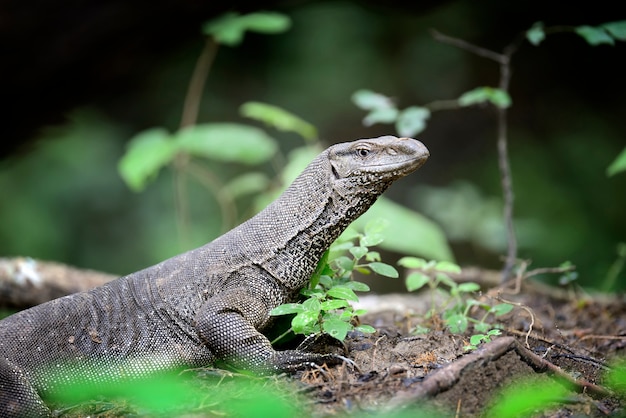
[0,136,428,416]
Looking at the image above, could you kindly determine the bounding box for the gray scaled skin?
[0,135,429,417]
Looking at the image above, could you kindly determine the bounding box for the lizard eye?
[356,147,370,158]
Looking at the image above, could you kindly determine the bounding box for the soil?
[57,278,626,417]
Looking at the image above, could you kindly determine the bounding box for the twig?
[430,30,506,64]
[431,29,531,281]
[180,37,219,128]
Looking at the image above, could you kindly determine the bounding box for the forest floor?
[55,272,626,418]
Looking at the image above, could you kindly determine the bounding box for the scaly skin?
[0,136,429,417]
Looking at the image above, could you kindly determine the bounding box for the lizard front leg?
[194,289,343,374]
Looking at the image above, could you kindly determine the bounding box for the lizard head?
[328,135,429,195]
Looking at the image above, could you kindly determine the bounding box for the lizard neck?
[233,151,388,291]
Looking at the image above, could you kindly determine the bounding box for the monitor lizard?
[0,135,429,416]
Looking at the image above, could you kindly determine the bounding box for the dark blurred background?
[1,0,625,290]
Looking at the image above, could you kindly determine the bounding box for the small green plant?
[270,220,398,342]
[397,256,513,347]
[463,329,502,351]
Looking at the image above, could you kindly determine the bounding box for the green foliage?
[463,329,502,351]
[118,123,277,192]
[526,20,626,46]
[352,86,510,138]
[50,364,298,417]
[202,12,291,46]
[458,87,511,109]
[117,128,176,191]
[352,89,430,137]
[271,219,397,342]
[348,197,454,262]
[484,377,570,418]
[240,101,318,141]
[607,147,626,176]
[398,256,512,342]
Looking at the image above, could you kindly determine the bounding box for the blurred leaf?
[363,107,399,127]
[485,378,569,418]
[457,282,480,293]
[240,101,317,141]
[224,172,271,199]
[405,272,430,291]
[118,128,176,192]
[176,123,277,164]
[445,314,468,333]
[575,25,614,46]
[368,262,399,278]
[458,87,511,109]
[347,197,454,262]
[355,324,376,334]
[434,260,462,274]
[603,21,626,41]
[351,89,395,110]
[343,281,370,291]
[396,106,431,137]
[607,147,626,176]
[203,12,291,46]
[526,22,545,45]
[349,246,368,260]
[398,256,428,269]
[490,303,514,316]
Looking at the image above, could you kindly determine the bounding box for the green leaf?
[603,21,626,41]
[354,324,376,334]
[445,314,468,333]
[485,378,569,418]
[302,297,321,312]
[320,299,350,310]
[490,303,514,316]
[240,102,317,141]
[270,303,304,316]
[473,322,491,333]
[175,123,277,164]
[368,262,399,278]
[364,218,389,235]
[405,272,430,292]
[291,311,320,334]
[363,107,399,127]
[457,282,480,293]
[575,25,614,46]
[398,256,428,269]
[434,260,462,274]
[607,147,626,176]
[326,286,359,302]
[458,87,511,109]
[396,106,431,137]
[349,246,368,260]
[118,128,176,192]
[224,172,270,199]
[346,197,454,262]
[436,273,457,289]
[469,334,486,346]
[335,256,355,272]
[203,12,291,46]
[351,89,395,110]
[322,317,351,341]
[364,251,381,262]
[526,22,545,46]
[343,281,370,292]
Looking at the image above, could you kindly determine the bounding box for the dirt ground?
[54,274,626,418]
